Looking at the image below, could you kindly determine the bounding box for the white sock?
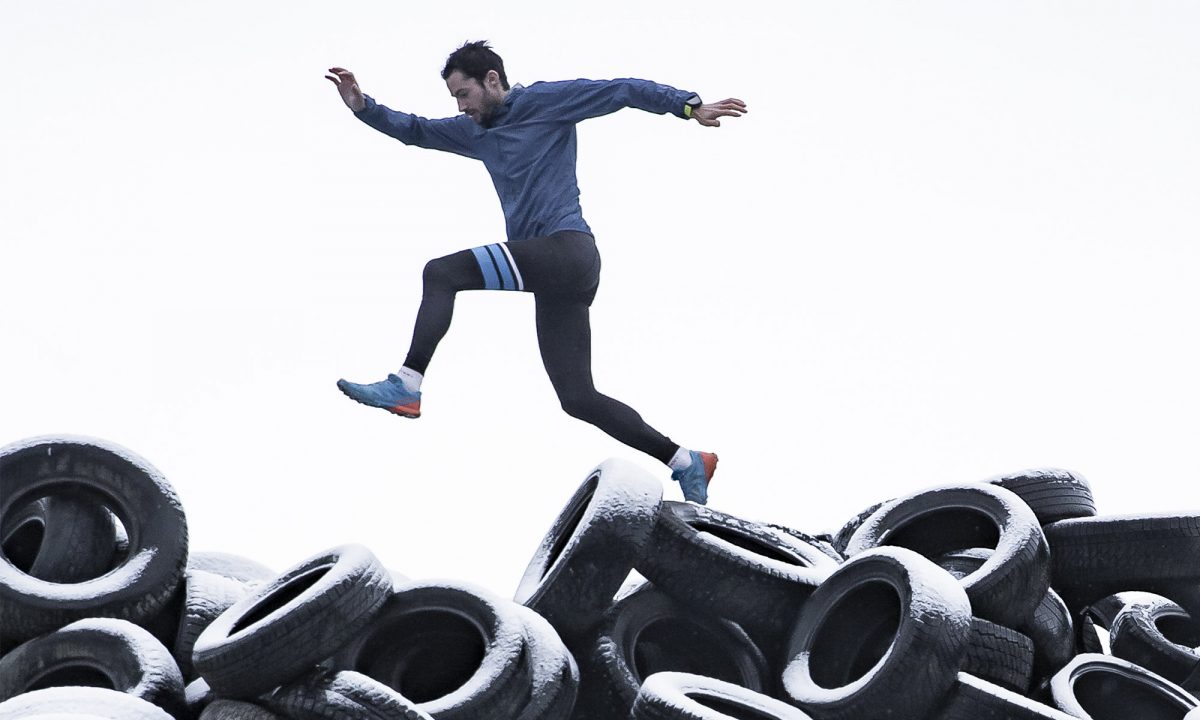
[397,366,423,391]
[668,447,693,472]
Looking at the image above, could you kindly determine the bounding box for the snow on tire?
[169,567,254,681]
[984,468,1096,525]
[330,580,531,720]
[0,687,175,720]
[514,458,662,645]
[844,482,1051,627]
[1049,653,1200,718]
[782,547,972,720]
[636,502,838,647]
[0,436,188,644]
[933,673,1078,720]
[575,583,769,719]
[0,617,186,717]
[1108,593,1200,693]
[631,672,816,720]
[265,670,434,720]
[192,544,391,699]
[199,699,285,720]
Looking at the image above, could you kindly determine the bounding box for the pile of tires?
[3,434,1200,719]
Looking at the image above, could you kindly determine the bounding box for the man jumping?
[326,41,746,504]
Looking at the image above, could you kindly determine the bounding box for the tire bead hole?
[357,608,486,704]
[809,580,901,689]
[231,565,330,635]
[695,521,811,566]
[883,508,1000,559]
[633,617,745,684]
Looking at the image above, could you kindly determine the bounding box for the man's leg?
[534,297,680,464]
[337,246,501,417]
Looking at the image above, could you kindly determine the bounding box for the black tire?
[844,483,1051,627]
[514,458,662,646]
[330,580,530,720]
[933,672,1079,720]
[1109,593,1200,690]
[985,468,1096,525]
[575,583,769,719]
[636,502,839,646]
[171,568,253,681]
[265,670,434,720]
[0,436,189,644]
[782,546,972,720]
[1045,514,1200,612]
[1050,653,1200,718]
[0,617,186,718]
[511,605,578,720]
[963,618,1035,694]
[199,699,285,720]
[192,544,391,699]
[0,687,175,720]
[631,672,816,720]
[1022,588,1077,686]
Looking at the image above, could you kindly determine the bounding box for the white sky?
[2,1,1199,596]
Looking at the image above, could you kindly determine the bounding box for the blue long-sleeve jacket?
[355,78,694,241]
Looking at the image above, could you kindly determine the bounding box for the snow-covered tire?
[0,617,185,718]
[963,618,1035,694]
[0,493,116,584]
[1023,588,1077,686]
[330,580,530,720]
[1045,514,1200,612]
[782,547,972,720]
[169,568,253,681]
[1050,653,1200,717]
[514,458,662,645]
[185,678,215,718]
[511,605,578,720]
[844,483,1050,627]
[631,672,815,719]
[0,687,175,720]
[0,436,188,643]
[1109,593,1200,691]
[188,552,276,587]
[266,670,434,720]
[933,673,1078,720]
[576,583,769,719]
[636,502,839,645]
[830,501,887,556]
[192,544,391,699]
[985,468,1095,525]
[199,699,285,720]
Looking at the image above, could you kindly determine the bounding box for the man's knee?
[557,387,600,422]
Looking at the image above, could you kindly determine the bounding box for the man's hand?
[326,67,366,112]
[693,98,748,127]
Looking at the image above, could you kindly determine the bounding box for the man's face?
[446,70,503,125]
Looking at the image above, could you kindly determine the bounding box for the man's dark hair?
[442,40,509,90]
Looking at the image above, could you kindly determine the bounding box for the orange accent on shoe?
[699,451,719,485]
[388,400,421,418]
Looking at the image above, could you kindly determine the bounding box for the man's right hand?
[326,67,366,112]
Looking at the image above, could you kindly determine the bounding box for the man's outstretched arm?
[325,67,478,158]
[529,78,747,127]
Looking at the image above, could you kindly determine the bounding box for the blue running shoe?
[336,374,422,418]
[671,450,718,505]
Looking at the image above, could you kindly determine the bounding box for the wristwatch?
[683,94,703,119]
